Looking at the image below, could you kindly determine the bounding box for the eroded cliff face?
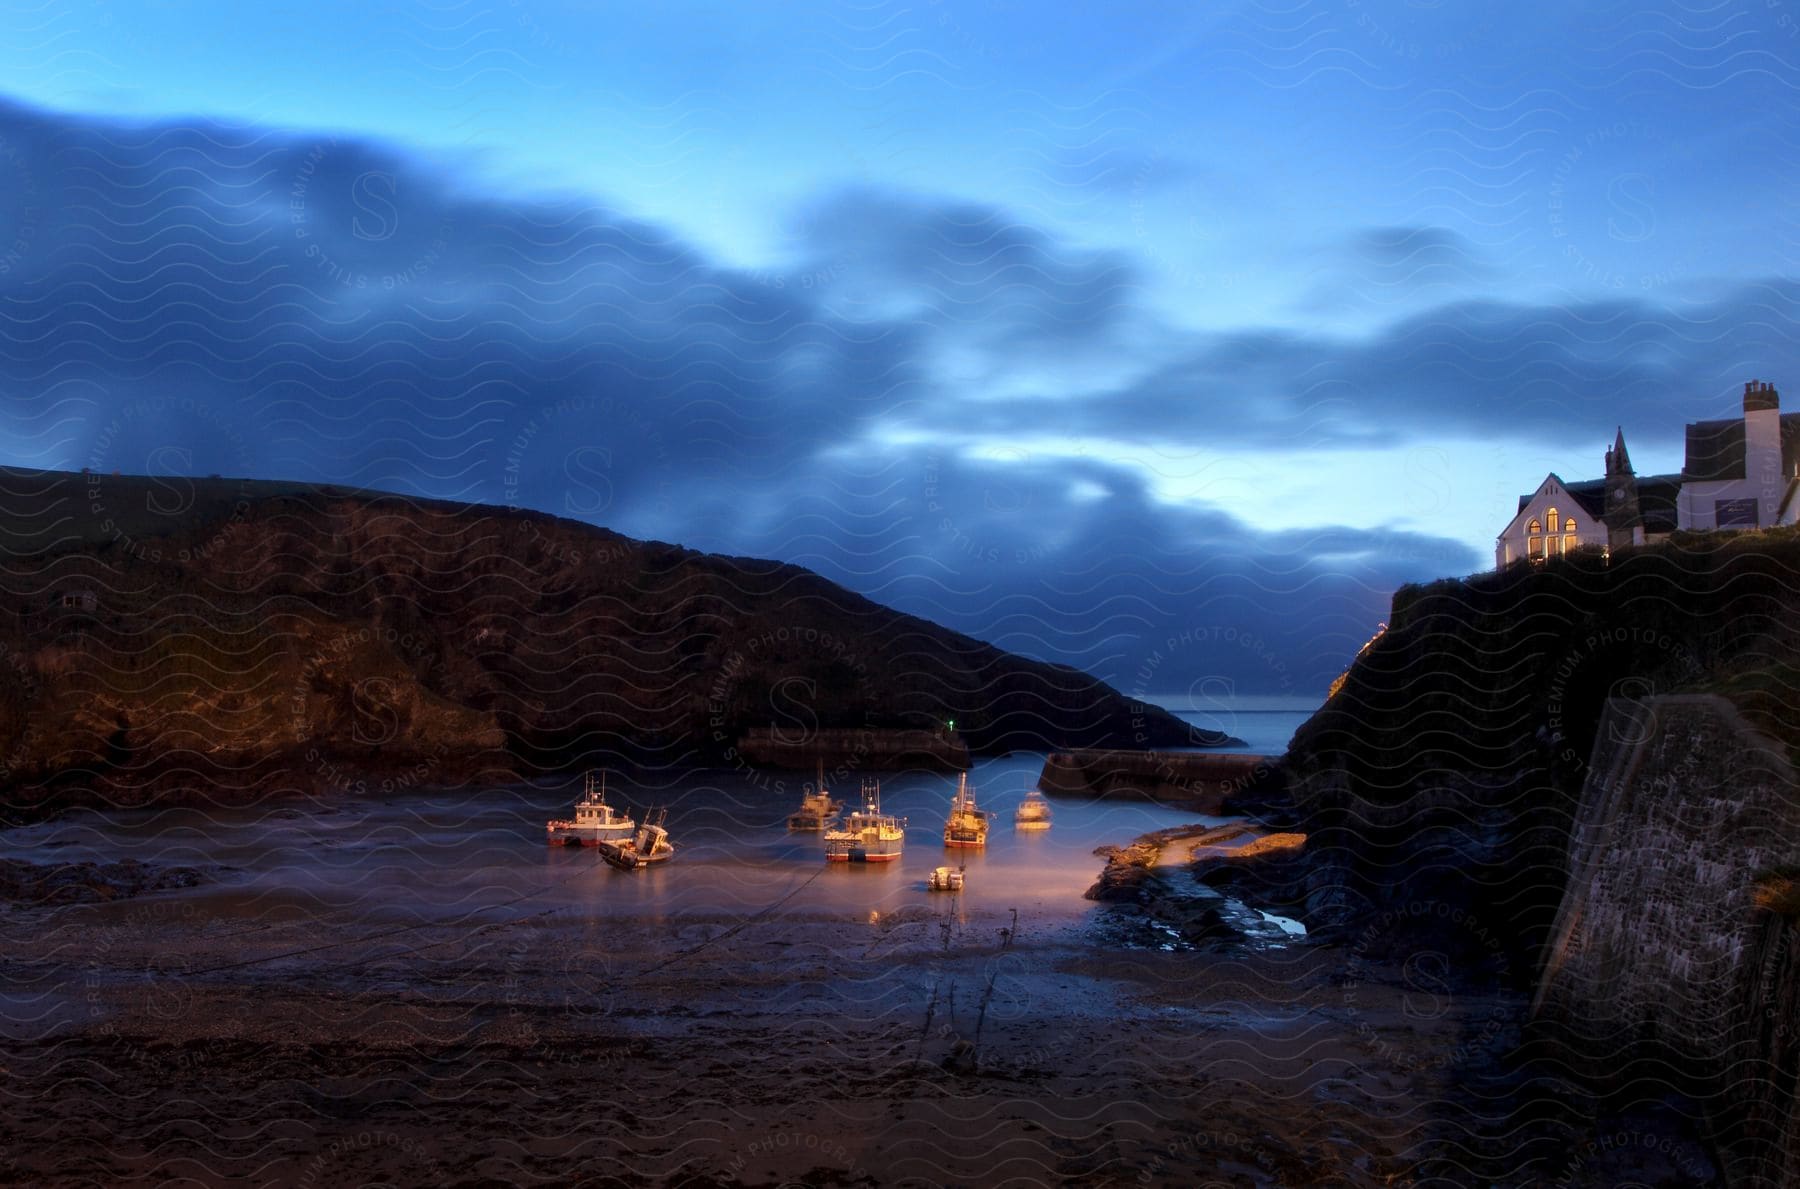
[0,472,1201,814]
[1279,531,1800,973]
[1255,534,1800,1186]
[1535,695,1800,1187]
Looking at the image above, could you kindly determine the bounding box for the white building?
[1496,379,1800,569]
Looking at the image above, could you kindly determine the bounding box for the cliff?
[0,468,1210,815]
[1535,695,1800,1186]
[1279,528,1800,969]
[1262,531,1800,1185]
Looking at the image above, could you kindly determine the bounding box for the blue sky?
[0,1,1794,695]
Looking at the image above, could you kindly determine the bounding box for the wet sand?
[0,884,1520,1187]
[0,768,1542,1185]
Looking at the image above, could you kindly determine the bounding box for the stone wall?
[1037,749,1277,812]
[734,726,970,771]
[1534,694,1800,1186]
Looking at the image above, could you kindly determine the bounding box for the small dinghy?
[928,865,964,892]
[599,808,674,870]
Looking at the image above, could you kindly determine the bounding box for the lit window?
[1529,518,1542,535]
[1564,532,1576,553]
[1528,535,1543,557]
[1547,507,1559,533]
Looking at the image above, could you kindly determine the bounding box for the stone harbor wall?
[1037,749,1277,812]
[1533,695,1800,1186]
[734,726,970,771]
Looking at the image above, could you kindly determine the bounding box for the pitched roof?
[1513,472,1682,534]
[1515,474,1605,518]
[1552,479,1607,520]
[1683,412,1800,481]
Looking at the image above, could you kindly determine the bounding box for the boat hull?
[547,828,635,847]
[826,849,902,862]
[600,846,673,870]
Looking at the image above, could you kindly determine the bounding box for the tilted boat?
[599,808,674,870]
[928,865,964,892]
[942,772,991,849]
[546,771,636,847]
[823,778,905,862]
[1014,787,1053,831]
[787,761,844,831]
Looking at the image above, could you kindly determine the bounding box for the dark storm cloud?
[912,283,1800,453]
[0,97,926,514]
[0,95,1767,689]
[789,187,1139,356]
[699,445,1472,692]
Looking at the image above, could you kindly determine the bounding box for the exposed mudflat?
[0,774,1653,1186]
[2,894,1499,1187]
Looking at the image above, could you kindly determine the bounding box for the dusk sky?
[0,1,1794,698]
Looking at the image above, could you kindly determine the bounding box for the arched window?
[1547,508,1560,533]
[1528,518,1541,535]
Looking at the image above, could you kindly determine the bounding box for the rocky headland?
[0,467,1220,820]
[1129,528,1800,1185]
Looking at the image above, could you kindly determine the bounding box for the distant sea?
[1146,693,1325,756]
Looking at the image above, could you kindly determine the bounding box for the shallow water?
[3,752,1225,931]
[1169,695,1321,754]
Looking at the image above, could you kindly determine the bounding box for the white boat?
[823,778,905,863]
[1014,787,1053,830]
[942,772,991,849]
[928,865,964,892]
[546,771,636,847]
[788,761,844,831]
[599,808,674,870]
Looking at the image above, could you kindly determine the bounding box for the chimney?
[1744,379,1780,413]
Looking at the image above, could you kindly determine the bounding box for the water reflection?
[2,753,1228,928]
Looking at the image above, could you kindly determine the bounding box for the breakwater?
[1037,749,1278,812]
[733,727,970,771]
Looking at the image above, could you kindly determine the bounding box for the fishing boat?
[942,772,991,849]
[928,865,964,892]
[787,761,843,831]
[545,771,636,847]
[1014,787,1053,831]
[599,808,674,870]
[823,778,905,862]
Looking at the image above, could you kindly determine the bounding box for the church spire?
[1604,426,1641,548]
[1605,427,1633,477]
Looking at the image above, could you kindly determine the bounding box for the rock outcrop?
[1253,531,1800,1185]
[1534,695,1800,1187]
[0,468,1206,816]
